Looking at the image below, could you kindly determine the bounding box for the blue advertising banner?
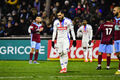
[0,40,48,60]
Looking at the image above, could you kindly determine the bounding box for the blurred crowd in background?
[0,0,120,38]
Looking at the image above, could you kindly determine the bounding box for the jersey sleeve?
[89,25,93,40]
[94,24,103,39]
[69,20,76,40]
[28,24,34,33]
[77,26,82,37]
[52,20,57,41]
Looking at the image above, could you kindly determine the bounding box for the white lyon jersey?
[77,24,93,47]
[52,17,76,53]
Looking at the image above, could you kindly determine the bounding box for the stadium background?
[0,1,120,80]
[0,0,119,61]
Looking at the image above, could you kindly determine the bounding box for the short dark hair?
[58,10,65,14]
[105,15,113,21]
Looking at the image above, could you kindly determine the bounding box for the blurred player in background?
[113,6,120,74]
[52,11,76,73]
[77,20,93,62]
[94,17,114,70]
[28,16,43,64]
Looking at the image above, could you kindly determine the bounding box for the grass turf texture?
[0,61,120,80]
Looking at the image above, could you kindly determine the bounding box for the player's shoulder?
[54,19,59,23]
[87,24,92,27]
[31,22,37,26]
[64,17,72,22]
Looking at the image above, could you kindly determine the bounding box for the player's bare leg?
[83,47,88,62]
[88,47,92,62]
[96,52,102,70]
[34,49,39,64]
[115,53,120,74]
[106,54,111,70]
[29,48,35,64]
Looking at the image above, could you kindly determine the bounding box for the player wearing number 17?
[93,17,114,70]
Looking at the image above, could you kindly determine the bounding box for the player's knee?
[31,48,35,53]
[98,52,102,55]
[107,54,111,57]
[35,49,39,53]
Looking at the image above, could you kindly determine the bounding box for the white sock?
[60,53,65,69]
[84,49,88,61]
[63,53,68,69]
[88,48,92,61]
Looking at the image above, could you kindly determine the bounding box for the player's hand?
[93,40,96,44]
[52,41,54,48]
[88,40,92,45]
[73,40,76,47]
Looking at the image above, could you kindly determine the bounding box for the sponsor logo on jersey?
[58,27,67,30]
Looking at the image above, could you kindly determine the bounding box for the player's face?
[82,20,87,25]
[113,7,119,16]
[36,17,42,23]
[57,12,64,20]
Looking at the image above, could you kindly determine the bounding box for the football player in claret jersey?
[28,16,43,64]
[94,17,114,70]
[113,7,120,74]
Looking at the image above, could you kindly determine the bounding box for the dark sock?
[119,60,120,70]
[34,52,39,61]
[117,55,120,70]
[107,56,111,66]
[30,52,33,60]
[98,55,102,66]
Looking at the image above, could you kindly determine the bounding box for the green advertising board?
[0,40,48,60]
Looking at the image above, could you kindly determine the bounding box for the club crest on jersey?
[64,22,67,25]
[57,23,59,25]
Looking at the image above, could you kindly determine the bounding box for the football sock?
[119,60,120,70]
[98,55,102,66]
[88,48,92,61]
[34,52,38,61]
[107,56,111,67]
[30,52,33,60]
[60,53,65,69]
[63,52,68,69]
[84,49,88,61]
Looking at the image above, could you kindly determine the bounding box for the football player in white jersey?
[52,11,76,73]
[77,20,93,62]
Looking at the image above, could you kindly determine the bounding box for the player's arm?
[88,25,93,45]
[36,27,44,32]
[28,25,34,33]
[77,26,82,38]
[28,24,38,33]
[52,21,57,48]
[94,24,103,39]
[89,25,93,40]
[69,20,76,47]
[93,24,103,43]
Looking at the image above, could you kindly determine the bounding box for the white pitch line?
[0,76,33,79]
[49,75,119,78]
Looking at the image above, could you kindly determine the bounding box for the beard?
[114,13,118,17]
[58,17,64,22]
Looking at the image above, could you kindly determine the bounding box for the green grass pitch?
[0,61,120,80]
